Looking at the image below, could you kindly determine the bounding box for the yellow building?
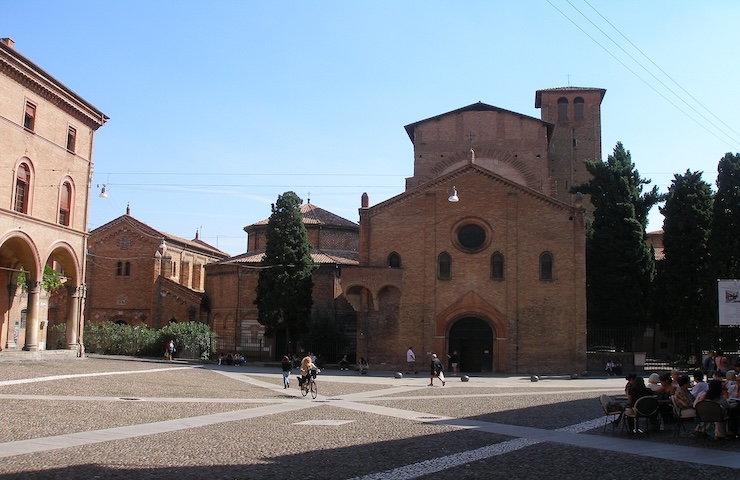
[0,38,107,353]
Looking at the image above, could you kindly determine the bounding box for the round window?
[457,224,486,250]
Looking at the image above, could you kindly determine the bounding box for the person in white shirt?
[726,370,738,399]
[406,347,417,374]
[691,370,708,400]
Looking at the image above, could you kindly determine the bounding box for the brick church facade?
[340,87,603,374]
[206,86,603,375]
[85,206,229,328]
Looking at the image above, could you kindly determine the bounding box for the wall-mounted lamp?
[448,186,459,203]
[97,184,108,198]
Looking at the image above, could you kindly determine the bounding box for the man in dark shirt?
[429,354,445,386]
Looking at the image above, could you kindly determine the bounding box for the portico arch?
[45,241,83,350]
[0,232,42,351]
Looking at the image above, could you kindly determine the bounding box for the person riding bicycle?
[298,356,319,387]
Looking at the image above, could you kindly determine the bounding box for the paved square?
[0,356,737,479]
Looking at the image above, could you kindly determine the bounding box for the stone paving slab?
[0,399,263,442]
[0,356,738,479]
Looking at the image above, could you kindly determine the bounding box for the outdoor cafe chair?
[694,400,728,440]
[623,395,659,434]
[598,394,623,432]
[670,395,696,437]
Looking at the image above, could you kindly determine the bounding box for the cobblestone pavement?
[0,355,738,479]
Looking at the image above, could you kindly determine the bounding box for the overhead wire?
[582,0,740,143]
[545,0,740,152]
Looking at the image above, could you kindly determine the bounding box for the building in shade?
[0,38,107,354]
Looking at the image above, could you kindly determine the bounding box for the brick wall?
[349,165,587,374]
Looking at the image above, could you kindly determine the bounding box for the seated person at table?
[691,370,708,399]
[647,373,662,393]
[694,379,731,439]
[624,376,659,433]
[624,373,637,395]
[726,370,738,399]
[656,372,675,422]
[673,375,694,411]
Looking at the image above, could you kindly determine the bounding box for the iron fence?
[587,324,740,362]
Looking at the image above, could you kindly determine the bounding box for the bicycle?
[300,369,318,399]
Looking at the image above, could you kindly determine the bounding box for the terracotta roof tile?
[216,249,358,266]
[249,202,358,229]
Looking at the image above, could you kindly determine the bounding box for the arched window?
[557,97,569,121]
[388,252,401,268]
[116,261,123,276]
[14,163,30,213]
[124,261,131,277]
[490,252,504,280]
[438,252,451,280]
[540,252,553,280]
[574,97,584,120]
[59,181,71,226]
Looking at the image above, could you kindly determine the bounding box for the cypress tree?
[707,153,740,327]
[658,170,713,331]
[255,191,314,352]
[573,142,660,328]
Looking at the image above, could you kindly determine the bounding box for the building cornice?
[0,43,108,129]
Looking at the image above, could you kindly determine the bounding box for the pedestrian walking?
[429,353,445,386]
[281,355,292,388]
[406,347,417,374]
[166,340,175,361]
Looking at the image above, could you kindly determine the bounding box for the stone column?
[4,283,18,349]
[65,285,81,349]
[22,281,41,351]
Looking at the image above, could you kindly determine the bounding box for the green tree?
[657,170,713,331]
[709,153,740,279]
[15,265,64,292]
[572,142,660,328]
[707,153,740,326]
[255,191,314,353]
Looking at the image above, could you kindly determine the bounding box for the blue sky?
[3,1,739,256]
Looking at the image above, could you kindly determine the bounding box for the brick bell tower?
[535,87,606,207]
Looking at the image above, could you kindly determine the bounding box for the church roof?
[366,162,575,218]
[247,202,358,230]
[215,248,358,266]
[90,212,229,258]
[403,101,549,142]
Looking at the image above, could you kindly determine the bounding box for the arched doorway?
[448,317,494,372]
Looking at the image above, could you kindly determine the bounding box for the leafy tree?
[657,170,713,331]
[707,153,740,326]
[255,191,314,352]
[572,142,660,328]
[708,153,740,280]
[15,265,64,293]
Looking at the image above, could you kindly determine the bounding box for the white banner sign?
[718,279,740,326]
